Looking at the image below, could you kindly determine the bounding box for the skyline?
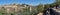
[0,0,55,6]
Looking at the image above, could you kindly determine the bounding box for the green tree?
[37,4,44,13]
[44,4,50,9]
[49,0,60,8]
[55,0,60,5]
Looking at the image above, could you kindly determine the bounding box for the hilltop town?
[0,4,38,15]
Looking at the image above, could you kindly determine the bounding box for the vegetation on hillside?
[0,0,60,15]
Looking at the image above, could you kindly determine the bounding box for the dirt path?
[37,13,43,15]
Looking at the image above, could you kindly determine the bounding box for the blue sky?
[0,0,55,6]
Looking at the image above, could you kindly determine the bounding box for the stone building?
[0,4,37,15]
